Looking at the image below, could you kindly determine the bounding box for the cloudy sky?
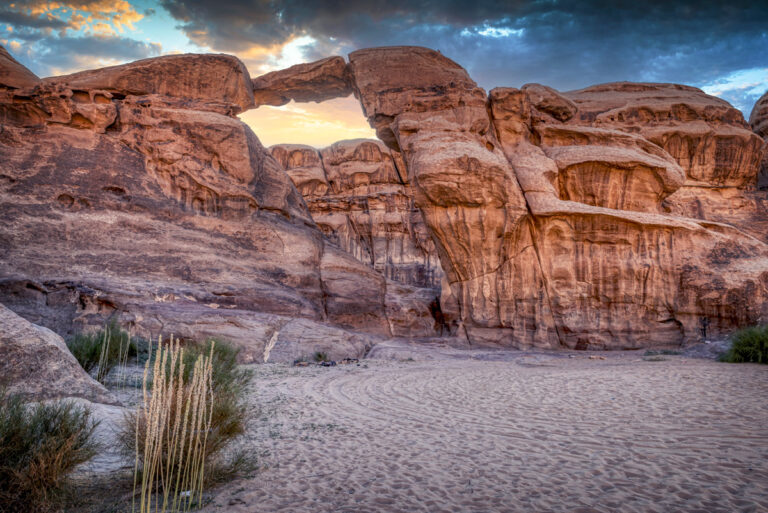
[3,0,767,147]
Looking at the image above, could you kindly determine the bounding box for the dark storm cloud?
[159,0,768,113]
[9,35,162,77]
[0,8,69,30]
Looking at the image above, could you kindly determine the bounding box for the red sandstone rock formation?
[270,139,444,337]
[252,56,351,107]
[563,82,767,243]
[751,90,768,188]
[270,139,443,288]
[1,44,766,361]
[0,47,437,365]
[346,47,768,349]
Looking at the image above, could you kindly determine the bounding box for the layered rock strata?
[270,139,443,289]
[0,50,439,366]
[2,44,766,359]
[563,82,768,244]
[345,47,768,349]
[750,90,768,188]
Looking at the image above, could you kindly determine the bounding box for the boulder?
[0,304,113,403]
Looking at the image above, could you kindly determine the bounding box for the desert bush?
[0,390,99,512]
[124,337,252,511]
[720,325,768,364]
[313,351,329,363]
[67,320,136,383]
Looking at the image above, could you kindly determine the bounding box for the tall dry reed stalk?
[95,324,112,384]
[133,335,214,513]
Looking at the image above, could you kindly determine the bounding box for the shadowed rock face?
[271,139,444,337]
[0,47,441,368]
[346,47,768,349]
[751,91,768,188]
[270,139,443,289]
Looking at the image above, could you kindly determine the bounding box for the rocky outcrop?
[2,44,766,357]
[44,53,255,113]
[0,47,439,364]
[271,139,443,289]
[0,304,113,403]
[348,47,559,347]
[751,91,768,188]
[252,56,351,107]
[347,47,768,349]
[0,46,40,89]
[562,83,767,243]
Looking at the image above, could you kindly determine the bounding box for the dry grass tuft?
[130,335,214,512]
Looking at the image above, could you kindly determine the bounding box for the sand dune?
[205,351,768,513]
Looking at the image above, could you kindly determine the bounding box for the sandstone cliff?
[0,50,439,365]
[1,44,766,361]
[270,139,443,289]
[343,47,768,349]
[750,90,768,188]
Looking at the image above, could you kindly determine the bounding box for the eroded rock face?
[0,304,113,403]
[0,48,435,362]
[252,56,351,107]
[271,139,443,289]
[563,82,768,243]
[349,47,560,348]
[44,53,255,113]
[0,46,40,89]
[348,47,768,349]
[751,91,768,188]
[2,44,766,357]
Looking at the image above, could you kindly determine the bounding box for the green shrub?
[313,351,329,363]
[0,390,99,512]
[66,320,136,383]
[720,325,768,364]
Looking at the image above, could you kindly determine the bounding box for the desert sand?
[202,348,768,513]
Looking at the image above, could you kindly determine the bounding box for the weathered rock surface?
[2,44,766,358]
[564,82,767,242]
[252,56,351,107]
[271,139,443,289]
[348,47,768,349]
[349,47,561,348]
[751,90,768,188]
[0,48,435,364]
[0,46,40,89]
[0,304,113,403]
[45,53,255,113]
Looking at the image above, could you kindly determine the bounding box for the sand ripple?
[205,355,768,513]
